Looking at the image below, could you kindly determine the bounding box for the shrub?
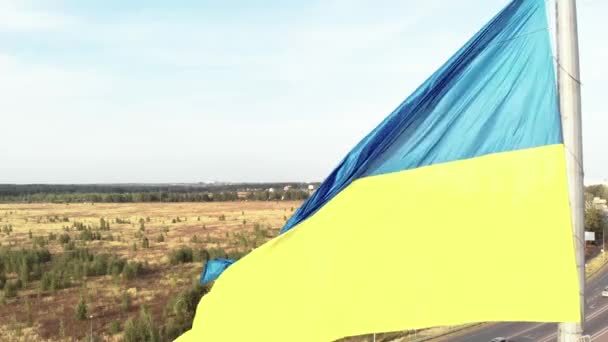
[110,320,121,334]
[163,284,210,340]
[59,233,71,244]
[121,292,131,312]
[3,280,18,298]
[123,306,159,342]
[122,261,145,281]
[75,298,87,320]
[63,241,76,251]
[25,297,33,326]
[169,247,193,265]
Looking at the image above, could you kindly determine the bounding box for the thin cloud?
[0,1,74,31]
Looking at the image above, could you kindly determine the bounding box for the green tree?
[142,237,150,249]
[19,259,29,287]
[25,297,33,326]
[110,321,122,334]
[75,298,88,321]
[585,205,607,244]
[3,280,18,298]
[123,305,159,342]
[585,206,604,233]
[0,272,6,289]
[121,291,131,312]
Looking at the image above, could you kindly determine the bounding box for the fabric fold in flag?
[178,0,580,340]
[199,258,234,284]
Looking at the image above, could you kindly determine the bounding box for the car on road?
[602,286,608,297]
[490,338,511,342]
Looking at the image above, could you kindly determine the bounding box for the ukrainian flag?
[177,0,580,340]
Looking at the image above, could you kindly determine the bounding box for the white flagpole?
[556,0,585,341]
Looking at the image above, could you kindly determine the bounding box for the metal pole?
[556,0,584,341]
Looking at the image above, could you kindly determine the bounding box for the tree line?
[585,185,608,246]
[0,189,310,203]
[0,183,318,195]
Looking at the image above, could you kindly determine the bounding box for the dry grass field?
[0,201,302,341]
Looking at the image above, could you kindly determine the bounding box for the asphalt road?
[437,262,608,342]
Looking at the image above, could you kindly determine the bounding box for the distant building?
[593,197,608,213]
[587,197,608,218]
[307,184,315,195]
[283,185,291,191]
[268,188,275,193]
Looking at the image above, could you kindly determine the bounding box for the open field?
[0,201,302,341]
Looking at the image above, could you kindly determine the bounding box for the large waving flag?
[178,0,580,340]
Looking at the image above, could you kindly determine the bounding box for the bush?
[121,292,131,312]
[123,261,145,281]
[75,298,88,320]
[163,284,210,340]
[59,233,71,244]
[169,247,193,265]
[3,280,18,298]
[25,297,33,326]
[110,320,121,334]
[63,241,76,251]
[123,306,159,342]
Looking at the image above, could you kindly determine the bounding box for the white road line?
[536,332,556,342]
[592,325,608,340]
[587,303,608,321]
[507,323,545,339]
[534,303,608,342]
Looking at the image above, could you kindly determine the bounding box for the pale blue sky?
[0,0,605,184]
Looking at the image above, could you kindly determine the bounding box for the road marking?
[536,332,556,342]
[587,302,608,321]
[507,323,546,339]
[592,325,608,340]
[534,302,608,342]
